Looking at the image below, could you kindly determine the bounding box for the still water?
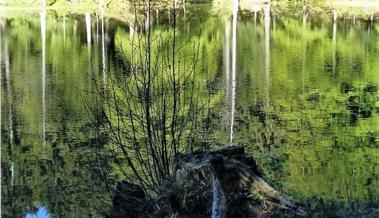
[1,3,379,217]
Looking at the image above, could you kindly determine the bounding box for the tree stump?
[157,146,306,218]
[112,146,307,218]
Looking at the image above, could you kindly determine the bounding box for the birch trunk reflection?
[264,4,270,106]
[230,0,238,145]
[101,6,106,85]
[224,18,230,105]
[86,13,92,53]
[63,15,66,40]
[333,14,337,75]
[302,10,307,94]
[41,8,46,146]
[4,23,15,186]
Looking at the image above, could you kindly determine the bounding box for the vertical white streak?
[224,19,230,103]
[333,18,337,75]
[74,19,77,37]
[156,9,159,24]
[96,15,99,43]
[129,22,135,40]
[303,12,307,25]
[371,12,374,26]
[99,0,105,8]
[264,4,270,106]
[5,25,12,151]
[101,7,106,85]
[0,19,2,192]
[85,13,92,53]
[145,7,150,32]
[130,15,136,72]
[230,0,238,145]
[183,1,186,16]
[10,164,14,186]
[86,13,92,47]
[302,11,307,94]
[332,9,337,76]
[4,22,14,186]
[63,15,66,40]
[41,9,46,146]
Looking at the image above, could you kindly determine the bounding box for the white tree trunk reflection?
[63,15,66,40]
[224,18,230,104]
[86,13,92,53]
[0,20,2,168]
[41,9,46,147]
[229,0,238,145]
[333,15,337,75]
[4,26,12,151]
[302,10,307,94]
[4,22,15,186]
[101,6,106,85]
[264,4,270,106]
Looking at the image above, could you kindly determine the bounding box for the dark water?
[1,4,379,217]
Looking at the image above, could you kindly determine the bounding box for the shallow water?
[1,4,379,217]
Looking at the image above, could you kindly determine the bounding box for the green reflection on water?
[1,4,379,217]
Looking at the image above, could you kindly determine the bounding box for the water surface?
[1,4,379,217]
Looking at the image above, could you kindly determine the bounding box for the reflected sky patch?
[25,207,49,218]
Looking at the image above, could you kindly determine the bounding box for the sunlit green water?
[1,4,379,217]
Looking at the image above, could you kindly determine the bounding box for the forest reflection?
[1,3,379,217]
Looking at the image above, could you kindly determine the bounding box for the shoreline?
[328,0,379,9]
[0,1,378,20]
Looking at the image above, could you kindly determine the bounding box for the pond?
[1,3,379,218]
